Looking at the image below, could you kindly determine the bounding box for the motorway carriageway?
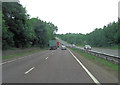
[2,48,118,83]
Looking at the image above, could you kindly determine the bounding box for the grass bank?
[94,45,119,50]
[76,44,84,47]
[2,47,47,60]
[69,47,119,71]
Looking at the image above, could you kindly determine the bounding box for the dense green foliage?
[57,33,86,45]
[2,2,119,49]
[57,19,119,47]
[2,2,58,50]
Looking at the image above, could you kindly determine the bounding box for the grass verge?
[69,47,119,71]
[94,45,119,50]
[76,44,84,47]
[2,48,46,60]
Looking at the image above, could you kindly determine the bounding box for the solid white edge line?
[67,48,101,85]
[1,50,55,65]
[1,57,25,65]
[7,59,17,63]
[2,59,17,65]
[25,67,35,74]
[1,51,54,65]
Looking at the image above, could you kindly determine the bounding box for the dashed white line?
[68,48,101,85]
[46,57,48,59]
[25,67,35,74]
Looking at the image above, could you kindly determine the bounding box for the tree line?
[2,2,58,50]
[57,19,120,47]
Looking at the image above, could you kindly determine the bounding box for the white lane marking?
[25,67,35,74]
[46,57,48,59]
[1,51,55,65]
[68,48,101,84]
[18,56,26,60]
[1,57,25,65]
[2,59,17,65]
[1,52,39,65]
[1,62,7,65]
[7,59,17,63]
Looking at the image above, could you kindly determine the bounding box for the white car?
[84,45,92,50]
[61,45,67,50]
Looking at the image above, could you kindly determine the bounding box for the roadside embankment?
[69,47,119,78]
[2,47,47,60]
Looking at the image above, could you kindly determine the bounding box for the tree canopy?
[2,2,119,49]
[57,19,119,47]
[2,2,58,50]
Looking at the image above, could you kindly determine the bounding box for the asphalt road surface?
[78,47,118,57]
[56,37,119,57]
[91,48,118,56]
[2,48,118,83]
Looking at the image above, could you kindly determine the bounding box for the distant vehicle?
[61,45,67,50]
[84,45,92,50]
[49,40,57,50]
[66,45,72,47]
[72,44,76,47]
[56,41,60,48]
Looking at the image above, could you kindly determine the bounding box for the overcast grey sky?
[20,0,119,34]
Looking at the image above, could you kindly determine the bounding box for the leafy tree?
[2,2,58,49]
[2,2,29,48]
[57,20,119,48]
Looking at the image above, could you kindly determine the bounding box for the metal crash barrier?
[73,46,119,64]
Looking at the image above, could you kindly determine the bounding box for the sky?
[19,0,119,34]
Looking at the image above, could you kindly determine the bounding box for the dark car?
[84,45,92,50]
